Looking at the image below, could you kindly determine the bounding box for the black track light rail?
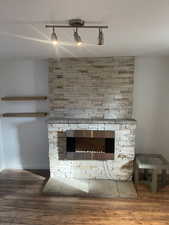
[45,25,108,29]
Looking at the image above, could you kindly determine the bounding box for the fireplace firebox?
[67,137,114,153]
[65,130,115,160]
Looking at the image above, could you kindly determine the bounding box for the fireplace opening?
[66,130,115,160]
[67,137,114,153]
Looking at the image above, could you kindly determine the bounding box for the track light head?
[98,28,104,45]
[74,28,82,46]
[51,27,58,45]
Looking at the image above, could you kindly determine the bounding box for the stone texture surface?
[48,120,136,180]
[47,57,136,182]
[43,178,137,198]
[48,57,134,119]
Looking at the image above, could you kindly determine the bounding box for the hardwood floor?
[0,170,169,225]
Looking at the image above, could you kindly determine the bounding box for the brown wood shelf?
[2,112,48,117]
[1,96,48,101]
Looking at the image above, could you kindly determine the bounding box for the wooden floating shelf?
[2,113,48,118]
[1,96,48,101]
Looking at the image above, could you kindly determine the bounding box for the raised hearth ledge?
[48,118,136,124]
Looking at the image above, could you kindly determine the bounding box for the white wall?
[0,60,49,169]
[0,57,169,170]
[134,57,169,160]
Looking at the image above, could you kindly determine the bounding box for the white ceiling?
[1,0,169,59]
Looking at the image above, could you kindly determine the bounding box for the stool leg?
[144,169,149,181]
[134,166,139,184]
[162,169,167,186]
[151,170,158,192]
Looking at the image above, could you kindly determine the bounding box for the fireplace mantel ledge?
[48,118,136,125]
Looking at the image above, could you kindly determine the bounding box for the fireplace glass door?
[66,130,115,160]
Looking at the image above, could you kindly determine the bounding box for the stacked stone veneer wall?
[48,57,136,181]
[48,57,134,119]
[48,119,136,180]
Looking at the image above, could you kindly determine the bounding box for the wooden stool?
[134,154,169,192]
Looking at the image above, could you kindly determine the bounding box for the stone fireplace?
[45,57,136,196]
[48,118,136,180]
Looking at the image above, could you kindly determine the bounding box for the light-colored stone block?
[48,57,134,119]
[48,119,136,180]
[43,178,137,198]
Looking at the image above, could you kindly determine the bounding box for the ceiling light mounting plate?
[69,19,85,27]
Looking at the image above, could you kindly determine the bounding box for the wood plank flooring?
[0,169,169,225]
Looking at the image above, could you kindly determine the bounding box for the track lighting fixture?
[51,27,58,45]
[46,19,108,46]
[74,28,82,46]
[98,28,104,45]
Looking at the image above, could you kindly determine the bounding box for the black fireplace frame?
[62,130,115,160]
